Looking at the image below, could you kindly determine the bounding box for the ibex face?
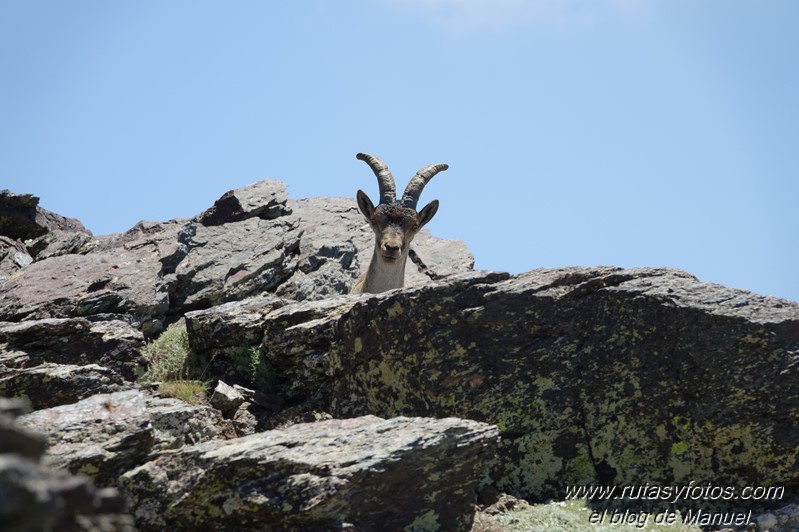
[356,193,439,262]
[351,152,448,294]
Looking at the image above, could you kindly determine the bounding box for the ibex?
[351,152,448,294]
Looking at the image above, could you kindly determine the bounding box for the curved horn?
[356,152,396,205]
[401,163,449,209]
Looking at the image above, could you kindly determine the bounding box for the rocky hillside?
[1,182,798,531]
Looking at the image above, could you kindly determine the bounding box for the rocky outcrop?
[0,181,472,334]
[120,415,498,531]
[0,190,93,288]
[186,267,799,506]
[0,190,90,241]
[0,398,134,531]
[0,220,184,334]
[17,389,228,487]
[4,176,799,530]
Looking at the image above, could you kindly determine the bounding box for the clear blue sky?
[2,1,797,302]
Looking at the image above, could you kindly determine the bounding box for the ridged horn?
[356,152,396,205]
[401,163,449,209]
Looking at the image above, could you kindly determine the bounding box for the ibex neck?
[362,247,408,293]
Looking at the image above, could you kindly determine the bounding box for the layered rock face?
[2,181,798,530]
[187,267,799,503]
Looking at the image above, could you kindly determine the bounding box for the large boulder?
[161,214,303,313]
[17,389,227,487]
[332,267,799,501]
[185,266,799,505]
[120,415,498,531]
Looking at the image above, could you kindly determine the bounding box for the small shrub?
[229,344,274,390]
[140,322,190,382]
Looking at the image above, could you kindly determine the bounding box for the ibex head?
[351,152,448,294]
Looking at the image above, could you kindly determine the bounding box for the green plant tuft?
[140,322,191,383]
[229,344,274,390]
[158,380,208,405]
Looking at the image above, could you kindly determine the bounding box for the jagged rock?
[196,179,292,226]
[120,415,498,531]
[276,196,474,300]
[210,380,245,415]
[0,318,147,381]
[184,295,288,353]
[26,229,93,260]
[0,182,474,339]
[186,267,799,504]
[17,389,226,487]
[161,215,302,312]
[1,397,134,531]
[331,267,799,501]
[230,402,258,436]
[0,189,90,241]
[0,234,33,274]
[0,363,126,410]
[0,219,184,334]
[0,455,135,532]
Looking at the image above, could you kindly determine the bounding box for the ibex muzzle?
[351,152,448,294]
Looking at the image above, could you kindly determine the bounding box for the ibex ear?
[417,199,439,228]
[356,189,375,220]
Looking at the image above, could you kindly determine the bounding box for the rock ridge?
[2,179,798,530]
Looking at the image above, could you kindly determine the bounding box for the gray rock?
[757,512,778,531]
[1,182,474,335]
[120,415,498,531]
[209,380,245,415]
[231,402,258,436]
[756,504,799,531]
[195,179,291,226]
[161,215,302,312]
[0,219,184,333]
[0,454,135,532]
[26,229,93,260]
[0,363,126,410]
[186,267,799,504]
[0,189,90,241]
[18,389,225,486]
[184,295,288,353]
[0,235,32,283]
[331,267,799,501]
[0,236,32,267]
[0,318,147,381]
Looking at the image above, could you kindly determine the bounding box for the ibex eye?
[412,224,420,232]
